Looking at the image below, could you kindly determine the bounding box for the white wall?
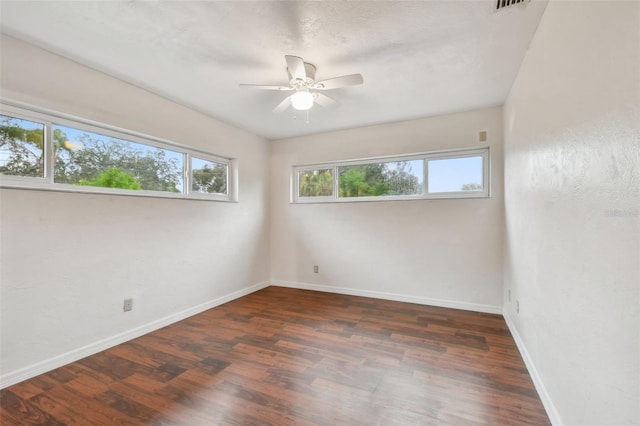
[503,1,640,425]
[0,35,271,386]
[270,107,504,313]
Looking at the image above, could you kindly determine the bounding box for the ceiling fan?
[240,55,363,113]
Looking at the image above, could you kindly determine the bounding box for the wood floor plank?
[0,287,550,425]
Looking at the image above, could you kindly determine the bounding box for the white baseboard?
[0,280,270,389]
[271,280,502,314]
[503,312,563,426]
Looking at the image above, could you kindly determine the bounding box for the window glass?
[0,104,235,201]
[53,125,184,193]
[338,160,422,198]
[427,156,483,193]
[0,115,45,178]
[298,168,334,197]
[292,148,488,202]
[191,157,228,194]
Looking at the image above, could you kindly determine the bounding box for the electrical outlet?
[313,265,319,273]
[123,298,133,312]
[516,300,520,314]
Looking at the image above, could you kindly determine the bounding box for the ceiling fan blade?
[285,55,306,81]
[239,84,292,91]
[273,96,292,113]
[315,74,363,90]
[314,93,338,108]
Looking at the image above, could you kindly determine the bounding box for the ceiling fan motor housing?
[289,62,316,88]
[240,55,363,113]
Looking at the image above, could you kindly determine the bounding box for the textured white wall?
[270,107,504,312]
[0,36,271,383]
[503,1,640,425]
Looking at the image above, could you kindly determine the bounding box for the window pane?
[53,125,184,193]
[427,156,483,193]
[298,168,334,197]
[338,160,422,198]
[191,157,227,194]
[0,115,45,178]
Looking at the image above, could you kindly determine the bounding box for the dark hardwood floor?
[0,287,550,425]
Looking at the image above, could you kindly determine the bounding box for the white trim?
[295,146,489,168]
[270,280,502,314]
[0,177,235,202]
[503,312,563,426]
[0,280,270,389]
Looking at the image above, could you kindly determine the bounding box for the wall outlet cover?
[123,298,133,312]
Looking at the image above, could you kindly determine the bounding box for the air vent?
[495,0,528,11]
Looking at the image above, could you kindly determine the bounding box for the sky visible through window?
[428,156,483,192]
[58,125,184,166]
[192,157,215,171]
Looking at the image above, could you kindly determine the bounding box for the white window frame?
[293,164,337,203]
[0,101,236,202]
[424,148,490,199]
[292,147,490,203]
[188,155,232,200]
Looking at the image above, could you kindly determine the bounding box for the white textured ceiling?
[0,1,547,140]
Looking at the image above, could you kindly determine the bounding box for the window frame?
[294,164,337,202]
[292,147,490,203]
[424,148,490,199]
[0,102,236,202]
[188,155,231,198]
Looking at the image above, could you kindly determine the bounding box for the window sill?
[0,178,235,202]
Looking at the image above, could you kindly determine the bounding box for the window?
[52,124,185,193]
[427,155,485,194]
[0,103,234,201]
[191,157,228,195]
[338,159,423,198]
[297,168,334,199]
[0,115,45,178]
[293,147,489,203]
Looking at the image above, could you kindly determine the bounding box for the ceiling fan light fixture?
[240,55,363,113]
[291,88,314,111]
